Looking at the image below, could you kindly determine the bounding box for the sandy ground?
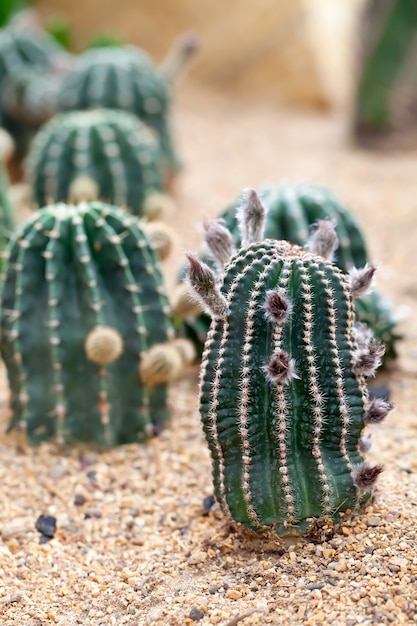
[1,87,417,625]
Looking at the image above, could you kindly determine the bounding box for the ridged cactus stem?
[197,236,383,538]
[2,203,175,444]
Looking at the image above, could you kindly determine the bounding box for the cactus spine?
[188,192,392,539]
[0,201,192,445]
[25,109,166,217]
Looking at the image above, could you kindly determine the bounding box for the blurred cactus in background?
[354,0,417,147]
[57,35,199,182]
[25,109,174,218]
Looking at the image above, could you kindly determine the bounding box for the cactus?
[25,109,170,218]
[0,201,193,445]
[174,183,401,364]
[353,0,417,146]
[57,37,198,182]
[0,25,69,158]
[186,191,393,540]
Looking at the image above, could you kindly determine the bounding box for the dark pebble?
[326,577,338,586]
[35,514,57,538]
[208,584,218,594]
[364,546,376,555]
[222,581,229,590]
[189,607,205,621]
[382,594,389,601]
[306,583,325,591]
[180,527,188,536]
[202,495,216,516]
[39,534,52,545]
[401,467,412,474]
[74,494,87,506]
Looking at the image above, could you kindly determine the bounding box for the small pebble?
[202,495,216,515]
[74,494,87,506]
[208,584,218,594]
[35,515,57,539]
[306,583,325,590]
[49,464,67,480]
[1,517,33,541]
[189,607,205,621]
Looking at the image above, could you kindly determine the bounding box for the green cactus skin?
[221,182,368,273]
[0,158,15,256]
[57,46,180,180]
[354,0,417,143]
[177,183,400,365]
[198,239,382,539]
[25,109,164,215]
[0,201,175,445]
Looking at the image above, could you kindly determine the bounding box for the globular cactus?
[57,36,198,182]
[174,182,401,365]
[353,0,417,146]
[186,191,393,540]
[0,24,70,158]
[25,109,171,218]
[0,201,193,445]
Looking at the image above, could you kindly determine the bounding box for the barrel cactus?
[57,35,198,182]
[0,24,70,158]
[174,182,401,364]
[25,109,172,218]
[0,201,193,445]
[353,0,417,146]
[186,190,393,540]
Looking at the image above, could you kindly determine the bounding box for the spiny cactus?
[0,201,193,445]
[353,0,417,146]
[174,183,401,364]
[57,36,198,182]
[25,109,170,218]
[186,191,393,540]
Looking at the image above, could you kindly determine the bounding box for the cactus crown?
[188,191,392,539]
[25,109,164,215]
[0,201,190,445]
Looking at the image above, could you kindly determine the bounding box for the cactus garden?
[0,3,416,625]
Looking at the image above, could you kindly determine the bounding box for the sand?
[1,87,417,625]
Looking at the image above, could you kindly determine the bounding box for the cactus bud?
[236,188,267,247]
[353,340,385,376]
[141,221,176,260]
[264,350,297,384]
[85,325,123,364]
[139,342,184,385]
[69,176,99,203]
[306,219,338,260]
[364,398,393,424]
[352,463,383,489]
[186,253,229,319]
[203,219,236,269]
[348,264,376,299]
[263,289,291,323]
[142,192,176,222]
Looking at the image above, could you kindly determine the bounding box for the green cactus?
[353,0,417,144]
[56,40,198,181]
[25,109,168,217]
[0,201,192,445]
[174,183,401,365]
[186,191,392,540]
[0,25,68,158]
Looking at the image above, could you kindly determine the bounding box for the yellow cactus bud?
[139,343,184,386]
[142,192,175,221]
[69,176,99,203]
[85,325,123,364]
[141,221,176,260]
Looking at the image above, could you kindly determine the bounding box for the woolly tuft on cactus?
[186,191,392,540]
[0,201,192,445]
